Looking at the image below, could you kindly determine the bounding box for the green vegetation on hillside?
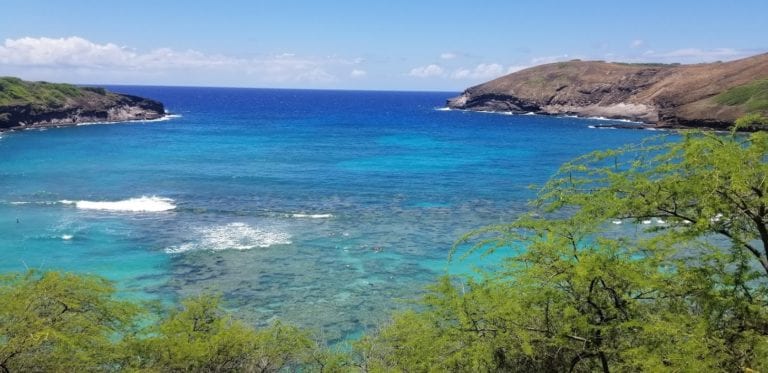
[2,118,768,371]
[715,78,768,112]
[0,77,104,107]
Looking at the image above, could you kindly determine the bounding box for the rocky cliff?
[0,77,165,131]
[447,53,768,129]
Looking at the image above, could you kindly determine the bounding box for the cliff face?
[447,53,768,129]
[0,77,165,131]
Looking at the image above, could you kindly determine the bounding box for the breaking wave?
[290,213,333,219]
[60,196,176,212]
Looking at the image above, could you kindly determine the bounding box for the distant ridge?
[0,77,165,131]
[447,53,768,130]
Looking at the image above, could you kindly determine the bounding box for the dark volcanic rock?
[0,78,166,131]
[447,53,768,129]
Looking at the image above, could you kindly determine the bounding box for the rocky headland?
[0,77,165,131]
[447,53,768,130]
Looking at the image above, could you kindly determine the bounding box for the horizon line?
[79,82,463,94]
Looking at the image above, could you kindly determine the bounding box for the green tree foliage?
[734,113,768,131]
[358,129,768,371]
[0,273,344,372]
[0,271,140,372]
[535,130,768,370]
[539,130,768,276]
[124,295,317,372]
[359,224,721,371]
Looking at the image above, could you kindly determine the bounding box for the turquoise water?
[0,87,661,342]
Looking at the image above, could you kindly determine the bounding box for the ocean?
[0,87,662,343]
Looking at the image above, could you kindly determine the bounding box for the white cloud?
[451,63,505,80]
[0,36,371,86]
[630,39,645,48]
[408,62,530,82]
[506,65,529,74]
[0,36,237,69]
[530,54,572,65]
[439,52,457,60]
[408,64,445,78]
[0,36,131,67]
[651,47,744,60]
[294,68,336,83]
[350,69,367,78]
[628,47,761,64]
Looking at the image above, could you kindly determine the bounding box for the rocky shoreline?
[444,107,740,132]
[0,78,166,132]
[447,53,768,130]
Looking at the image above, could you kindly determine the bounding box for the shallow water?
[0,87,663,342]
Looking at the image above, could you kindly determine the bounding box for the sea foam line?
[437,107,539,117]
[290,213,334,219]
[75,114,182,127]
[60,196,176,212]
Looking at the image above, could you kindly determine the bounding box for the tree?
[0,271,140,372]
[733,113,768,132]
[359,220,720,372]
[533,130,768,369]
[358,129,768,371]
[123,294,328,372]
[0,272,345,372]
[539,130,768,276]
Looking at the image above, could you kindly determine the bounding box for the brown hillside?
[447,53,768,129]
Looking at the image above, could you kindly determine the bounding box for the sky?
[0,0,766,91]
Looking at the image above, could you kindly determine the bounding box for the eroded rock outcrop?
[447,53,768,129]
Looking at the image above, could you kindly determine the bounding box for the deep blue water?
[0,87,662,342]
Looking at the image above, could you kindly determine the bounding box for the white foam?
[148,114,182,122]
[75,114,181,127]
[61,234,73,240]
[477,110,515,116]
[165,222,291,253]
[642,219,652,224]
[434,107,452,111]
[561,114,643,124]
[62,196,175,212]
[612,220,622,225]
[584,116,643,124]
[290,213,333,219]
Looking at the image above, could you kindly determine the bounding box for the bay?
[0,87,662,342]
